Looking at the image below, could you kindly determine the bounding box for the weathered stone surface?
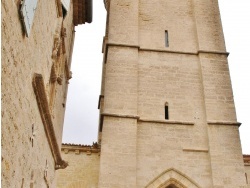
[1,0,75,187]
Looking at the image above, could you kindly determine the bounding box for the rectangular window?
[165,106,169,120]
[165,30,169,47]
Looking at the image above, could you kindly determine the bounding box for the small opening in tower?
[165,102,169,120]
[62,5,67,19]
[165,30,169,47]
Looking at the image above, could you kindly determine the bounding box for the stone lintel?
[32,73,68,170]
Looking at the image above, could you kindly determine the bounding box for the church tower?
[98,0,247,187]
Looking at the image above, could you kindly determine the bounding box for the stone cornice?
[61,143,100,154]
[32,73,68,170]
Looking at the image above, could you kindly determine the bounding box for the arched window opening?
[165,102,169,120]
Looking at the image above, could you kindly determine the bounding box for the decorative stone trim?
[139,119,194,125]
[32,73,68,170]
[64,61,72,81]
[207,121,241,127]
[52,36,62,60]
[55,0,63,17]
[183,148,209,153]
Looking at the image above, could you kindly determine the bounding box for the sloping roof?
[73,0,92,26]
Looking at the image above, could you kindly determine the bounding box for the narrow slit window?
[165,30,169,47]
[165,102,169,120]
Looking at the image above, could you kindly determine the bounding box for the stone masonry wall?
[99,0,247,187]
[56,146,100,188]
[1,0,74,187]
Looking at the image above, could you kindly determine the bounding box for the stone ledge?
[32,73,68,170]
[101,112,140,119]
[207,121,241,127]
[198,50,229,56]
[183,148,209,153]
[140,47,197,55]
[139,119,195,125]
[101,113,194,125]
[103,42,230,64]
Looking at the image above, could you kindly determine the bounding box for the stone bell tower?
[98,0,247,187]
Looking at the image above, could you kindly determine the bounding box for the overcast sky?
[62,1,250,154]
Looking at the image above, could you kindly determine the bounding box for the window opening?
[62,5,67,19]
[165,102,169,120]
[165,30,169,47]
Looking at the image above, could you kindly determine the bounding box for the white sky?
[62,1,250,154]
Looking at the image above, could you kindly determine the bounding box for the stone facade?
[56,144,100,188]
[97,0,248,187]
[2,0,249,187]
[1,0,91,187]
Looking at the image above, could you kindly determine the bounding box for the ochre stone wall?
[56,146,100,188]
[1,0,74,187]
